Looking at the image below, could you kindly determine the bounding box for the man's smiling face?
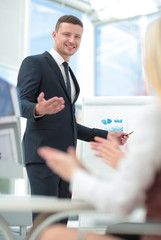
[53,22,83,62]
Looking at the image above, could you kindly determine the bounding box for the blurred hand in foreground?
[90,135,125,169]
[38,146,86,182]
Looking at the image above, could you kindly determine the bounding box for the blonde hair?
[144,17,161,105]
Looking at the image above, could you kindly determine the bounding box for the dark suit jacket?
[17,51,107,165]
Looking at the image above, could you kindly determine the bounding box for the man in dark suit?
[17,15,127,219]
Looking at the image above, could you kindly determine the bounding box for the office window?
[0,66,17,86]
[95,13,160,96]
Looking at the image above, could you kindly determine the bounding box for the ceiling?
[50,0,161,25]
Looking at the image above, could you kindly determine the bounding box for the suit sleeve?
[17,56,41,121]
[77,123,108,142]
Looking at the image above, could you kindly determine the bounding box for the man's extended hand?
[35,92,65,116]
[107,131,128,145]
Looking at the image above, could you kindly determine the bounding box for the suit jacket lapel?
[43,51,67,92]
[69,67,80,103]
[43,51,80,103]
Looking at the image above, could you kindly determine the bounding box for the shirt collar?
[49,48,69,66]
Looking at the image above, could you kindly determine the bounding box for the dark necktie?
[63,62,71,99]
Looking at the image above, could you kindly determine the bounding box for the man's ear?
[52,31,56,40]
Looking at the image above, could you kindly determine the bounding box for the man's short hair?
[55,15,83,31]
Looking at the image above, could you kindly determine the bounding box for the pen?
[126,131,134,136]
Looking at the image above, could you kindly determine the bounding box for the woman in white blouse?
[37,17,161,240]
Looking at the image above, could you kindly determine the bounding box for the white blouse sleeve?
[70,103,161,217]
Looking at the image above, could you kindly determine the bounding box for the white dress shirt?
[70,100,161,218]
[49,48,76,103]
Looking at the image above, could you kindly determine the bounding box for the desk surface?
[0,195,161,238]
[0,195,94,212]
